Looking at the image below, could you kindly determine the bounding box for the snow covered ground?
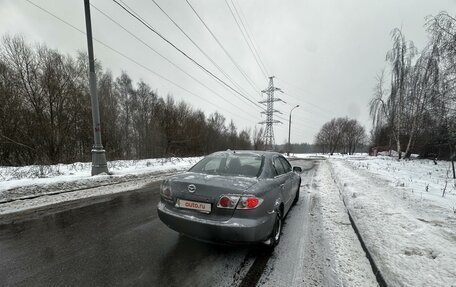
[2,153,456,286]
[329,155,456,286]
[0,157,201,203]
[258,159,378,287]
[0,156,201,222]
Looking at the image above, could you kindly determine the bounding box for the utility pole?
[259,76,283,150]
[287,105,299,156]
[84,0,109,175]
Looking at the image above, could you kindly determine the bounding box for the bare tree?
[253,126,264,150]
[385,28,417,159]
[342,119,366,155]
[314,118,364,155]
[426,12,456,176]
[238,129,252,150]
[403,43,441,158]
[0,34,258,165]
[369,70,394,152]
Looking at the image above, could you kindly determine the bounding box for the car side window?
[204,157,222,171]
[279,157,292,173]
[273,157,285,176]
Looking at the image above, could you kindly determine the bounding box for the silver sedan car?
[157,150,302,248]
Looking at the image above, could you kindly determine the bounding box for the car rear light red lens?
[217,195,262,210]
[217,195,240,209]
[237,196,263,209]
[219,196,230,208]
[246,197,259,208]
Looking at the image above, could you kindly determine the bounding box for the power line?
[273,76,340,122]
[254,79,328,126]
[148,0,257,100]
[274,113,317,129]
[231,0,268,75]
[233,0,270,76]
[225,0,268,78]
[270,100,332,127]
[276,76,335,116]
[90,3,257,121]
[184,0,262,95]
[281,91,338,122]
[269,99,322,127]
[113,3,261,113]
[112,0,265,112]
[24,0,317,143]
[24,0,257,123]
[25,0,86,35]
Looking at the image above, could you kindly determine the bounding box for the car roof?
[210,150,281,158]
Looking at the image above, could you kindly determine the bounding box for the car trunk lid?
[167,172,257,221]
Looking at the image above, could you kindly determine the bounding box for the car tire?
[265,209,282,249]
[292,180,301,205]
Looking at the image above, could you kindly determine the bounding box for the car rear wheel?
[264,209,282,249]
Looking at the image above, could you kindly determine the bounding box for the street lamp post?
[287,105,300,156]
[84,0,109,175]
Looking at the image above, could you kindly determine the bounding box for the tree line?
[370,12,456,161]
[0,35,258,165]
[314,117,366,155]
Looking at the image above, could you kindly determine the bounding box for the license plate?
[178,199,211,213]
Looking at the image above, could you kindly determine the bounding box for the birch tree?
[386,28,417,159]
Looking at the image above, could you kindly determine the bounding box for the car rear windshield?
[189,153,264,177]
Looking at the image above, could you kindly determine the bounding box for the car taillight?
[237,196,263,209]
[217,195,263,210]
[217,195,240,209]
[219,197,230,207]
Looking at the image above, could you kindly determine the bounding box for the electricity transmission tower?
[259,76,283,150]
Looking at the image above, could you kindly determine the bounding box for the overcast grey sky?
[1,0,455,144]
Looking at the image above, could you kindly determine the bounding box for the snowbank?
[314,161,378,286]
[329,156,456,286]
[0,157,201,203]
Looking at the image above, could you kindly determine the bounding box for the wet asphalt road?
[0,160,320,287]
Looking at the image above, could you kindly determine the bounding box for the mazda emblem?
[188,184,196,193]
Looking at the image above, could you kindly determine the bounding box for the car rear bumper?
[157,202,275,243]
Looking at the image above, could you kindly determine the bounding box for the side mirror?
[293,166,302,173]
